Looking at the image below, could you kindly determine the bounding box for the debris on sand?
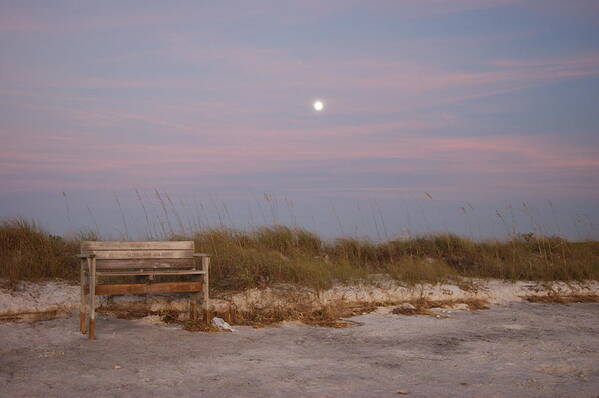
[392,303,418,315]
[391,298,489,318]
[523,294,599,304]
[212,317,235,332]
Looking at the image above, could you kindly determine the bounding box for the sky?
[1,0,598,240]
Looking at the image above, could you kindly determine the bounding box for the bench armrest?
[193,253,210,257]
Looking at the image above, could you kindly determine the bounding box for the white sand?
[2,301,599,397]
[1,278,597,321]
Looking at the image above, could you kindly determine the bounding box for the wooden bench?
[78,241,210,340]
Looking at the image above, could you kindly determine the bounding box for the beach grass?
[2,219,598,290]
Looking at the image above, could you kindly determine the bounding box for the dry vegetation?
[1,218,598,291]
[392,298,489,316]
[220,301,378,328]
[523,294,599,304]
[98,297,492,329]
[1,217,595,328]
[0,218,79,286]
[99,300,378,329]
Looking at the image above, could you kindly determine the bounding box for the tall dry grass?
[0,218,79,285]
[1,219,598,290]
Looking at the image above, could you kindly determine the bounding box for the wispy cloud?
[1,0,599,233]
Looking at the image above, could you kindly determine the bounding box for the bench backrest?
[81,241,195,269]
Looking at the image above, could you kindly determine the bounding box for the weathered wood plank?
[80,265,86,334]
[81,250,194,260]
[81,241,193,251]
[92,258,195,269]
[88,257,96,340]
[91,281,203,295]
[202,256,211,325]
[95,270,205,276]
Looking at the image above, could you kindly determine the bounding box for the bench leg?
[189,296,197,321]
[202,257,211,326]
[80,265,87,334]
[88,257,96,340]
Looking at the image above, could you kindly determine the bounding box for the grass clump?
[191,226,363,291]
[0,218,78,285]
[383,257,457,285]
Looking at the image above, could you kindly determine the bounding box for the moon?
[313,100,324,111]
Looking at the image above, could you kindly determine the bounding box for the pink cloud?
[4,36,597,124]
[522,0,599,22]
[0,0,525,34]
[3,126,597,184]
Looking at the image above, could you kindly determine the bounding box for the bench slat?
[96,270,205,276]
[92,258,196,269]
[89,281,203,295]
[82,250,194,260]
[81,241,194,251]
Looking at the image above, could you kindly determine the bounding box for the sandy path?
[1,302,598,398]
